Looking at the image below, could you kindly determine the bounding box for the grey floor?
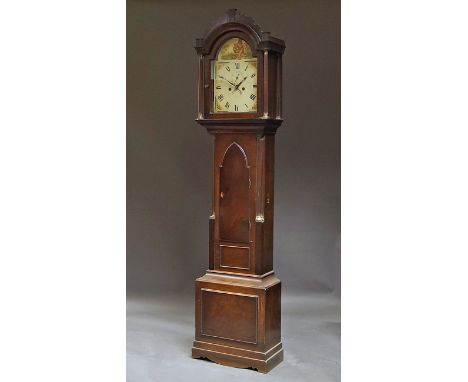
[127,292,340,382]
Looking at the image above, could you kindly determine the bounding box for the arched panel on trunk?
[219,142,250,244]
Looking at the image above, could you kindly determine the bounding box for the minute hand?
[219,76,236,87]
[235,76,248,90]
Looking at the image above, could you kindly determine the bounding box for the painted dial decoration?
[213,38,257,113]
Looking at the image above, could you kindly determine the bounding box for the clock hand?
[233,76,248,94]
[219,75,236,87]
[235,76,248,90]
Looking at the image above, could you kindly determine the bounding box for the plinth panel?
[201,289,258,344]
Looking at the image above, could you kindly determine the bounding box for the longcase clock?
[192,9,285,373]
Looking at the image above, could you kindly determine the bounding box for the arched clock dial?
[213,38,257,113]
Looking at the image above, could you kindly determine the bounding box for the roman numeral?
[225,101,230,108]
[250,73,256,78]
[216,85,221,89]
[253,84,257,88]
[235,63,240,69]
[234,105,238,111]
[225,65,230,71]
[245,64,248,71]
[250,94,256,100]
[245,103,249,108]
[218,94,224,101]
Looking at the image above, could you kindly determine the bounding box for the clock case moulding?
[192,9,286,373]
[195,8,285,130]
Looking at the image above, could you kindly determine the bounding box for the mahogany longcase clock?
[192,9,285,373]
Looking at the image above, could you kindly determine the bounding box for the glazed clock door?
[217,141,252,273]
[212,38,258,114]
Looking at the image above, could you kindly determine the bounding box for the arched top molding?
[195,9,285,56]
[219,142,250,168]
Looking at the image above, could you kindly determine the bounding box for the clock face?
[213,38,257,113]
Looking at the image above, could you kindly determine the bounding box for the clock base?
[192,340,283,373]
[192,272,283,373]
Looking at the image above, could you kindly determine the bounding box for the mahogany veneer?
[192,9,285,373]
